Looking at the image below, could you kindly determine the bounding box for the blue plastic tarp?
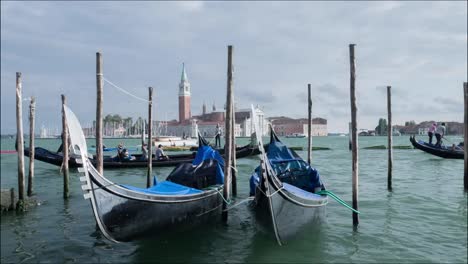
[120,181,203,195]
[192,145,225,167]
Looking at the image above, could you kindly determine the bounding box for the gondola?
[249,123,328,245]
[23,141,261,169]
[410,136,463,159]
[64,106,225,242]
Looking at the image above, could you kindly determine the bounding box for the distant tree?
[375,118,388,136]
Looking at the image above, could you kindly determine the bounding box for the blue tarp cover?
[192,145,225,167]
[192,144,225,184]
[120,181,203,195]
[249,131,322,194]
[121,135,224,193]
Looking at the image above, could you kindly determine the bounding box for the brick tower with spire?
[178,63,191,123]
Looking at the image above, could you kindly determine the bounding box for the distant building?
[178,63,191,123]
[269,116,328,136]
[162,64,270,137]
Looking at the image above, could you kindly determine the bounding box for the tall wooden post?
[222,45,234,221]
[231,94,237,196]
[464,82,467,190]
[387,86,393,191]
[16,72,25,208]
[349,44,359,226]
[96,52,104,174]
[141,121,145,146]
[348,122,352,150]
[307,84,313,165]
[27,97,36,197]
[62,95,69,198]
[147,87,153,188]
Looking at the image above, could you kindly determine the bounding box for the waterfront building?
[162,64,270,138]
[269,116,328,136]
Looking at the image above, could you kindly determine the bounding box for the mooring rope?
[317,190,360,214]
[222,197,254,212]
[103,77,150,103]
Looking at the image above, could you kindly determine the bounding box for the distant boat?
[153,136,197,147]
[285,133,306,138]
[409,136,463,159]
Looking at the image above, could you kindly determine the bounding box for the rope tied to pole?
[317,190,360,214]
[222,197,254,212]
[103,77,151,103]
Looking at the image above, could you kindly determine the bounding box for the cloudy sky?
[1,1,466,134]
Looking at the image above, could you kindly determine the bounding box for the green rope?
[317,190,360,214]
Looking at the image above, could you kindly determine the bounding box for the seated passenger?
[121,148,135,161]
[154,144,169,160]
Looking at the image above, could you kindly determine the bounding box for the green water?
[1,136,466,263]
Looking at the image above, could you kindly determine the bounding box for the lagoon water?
[1,136,466,263]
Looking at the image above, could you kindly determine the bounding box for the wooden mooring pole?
[96,52,104,174]
[348,122,352,150]
[464,82,467,191]
[387,86,393,191]
[16,72,25,209]
[147,87,153,188]
[27,96,36,197]
[349,44,359,226]
[307,84,312,165]
[231,95,237,196]
[222,45,234,221]
[62,94,70,199]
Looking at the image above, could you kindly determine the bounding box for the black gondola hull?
[410,136,463,159]
[24,144,260,169]
[84,160,224,242]
[253,177,327,243]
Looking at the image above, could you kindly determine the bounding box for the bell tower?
[178,63,191,123]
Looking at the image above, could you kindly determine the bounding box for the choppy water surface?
[1,136,466,263]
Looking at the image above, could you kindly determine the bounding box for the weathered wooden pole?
[387,86,393,191]
[307,84,312,165]
[16,72,25,209]
[348,122,352,150]
[464,82,467,190]
[96,52,104,174]
[231,93,237,196]
[222,45,234,221]
[147,87,153,188]
[62,94,70,198]
[27,96,36,197]
[141,120,146,146]
[349,44,359,226]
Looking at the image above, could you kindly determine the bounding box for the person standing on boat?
[140,143,148,161]
[155,144,168,160]
[215,123,222,148]
[434,122,446,147]
[427,123,437,144]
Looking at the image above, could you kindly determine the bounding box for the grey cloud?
[1,1,465,134]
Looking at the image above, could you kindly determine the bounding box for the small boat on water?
[24,138,260,169]
[410,136,464,159]
[64,106,225,242]
[285,133,306,138]
[154,136,198,147]
[249,124,327,245]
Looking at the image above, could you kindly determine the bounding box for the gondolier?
[215,123,222,148]
[434,122,446,147]
[427,123,437,144]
